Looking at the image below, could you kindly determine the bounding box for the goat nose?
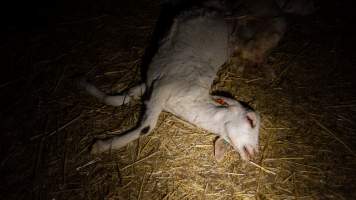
[243,145,256,160]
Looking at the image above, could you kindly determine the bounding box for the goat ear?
[214,137,228,162]
[246,111,259,128]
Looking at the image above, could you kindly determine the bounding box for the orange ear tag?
[215,98,228,106]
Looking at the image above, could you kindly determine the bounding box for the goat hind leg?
[90,99,162,154]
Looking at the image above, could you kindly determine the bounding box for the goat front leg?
[214,136,229,162]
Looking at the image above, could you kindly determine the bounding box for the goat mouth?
[230,140,253,160]
[243,145,258,160]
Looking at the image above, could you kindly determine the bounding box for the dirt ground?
[1,0,356,199]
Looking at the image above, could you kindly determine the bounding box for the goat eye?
[246,115,255,128]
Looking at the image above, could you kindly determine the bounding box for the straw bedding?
[0,0,355,199]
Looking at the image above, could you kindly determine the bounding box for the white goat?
[82,6,266,161]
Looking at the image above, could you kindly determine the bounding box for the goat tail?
[79,78,146,106]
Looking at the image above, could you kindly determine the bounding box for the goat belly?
[146,11,229,86]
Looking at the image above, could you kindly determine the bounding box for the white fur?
[86,8,261,161]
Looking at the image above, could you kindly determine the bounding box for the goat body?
[83,2,291,160]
